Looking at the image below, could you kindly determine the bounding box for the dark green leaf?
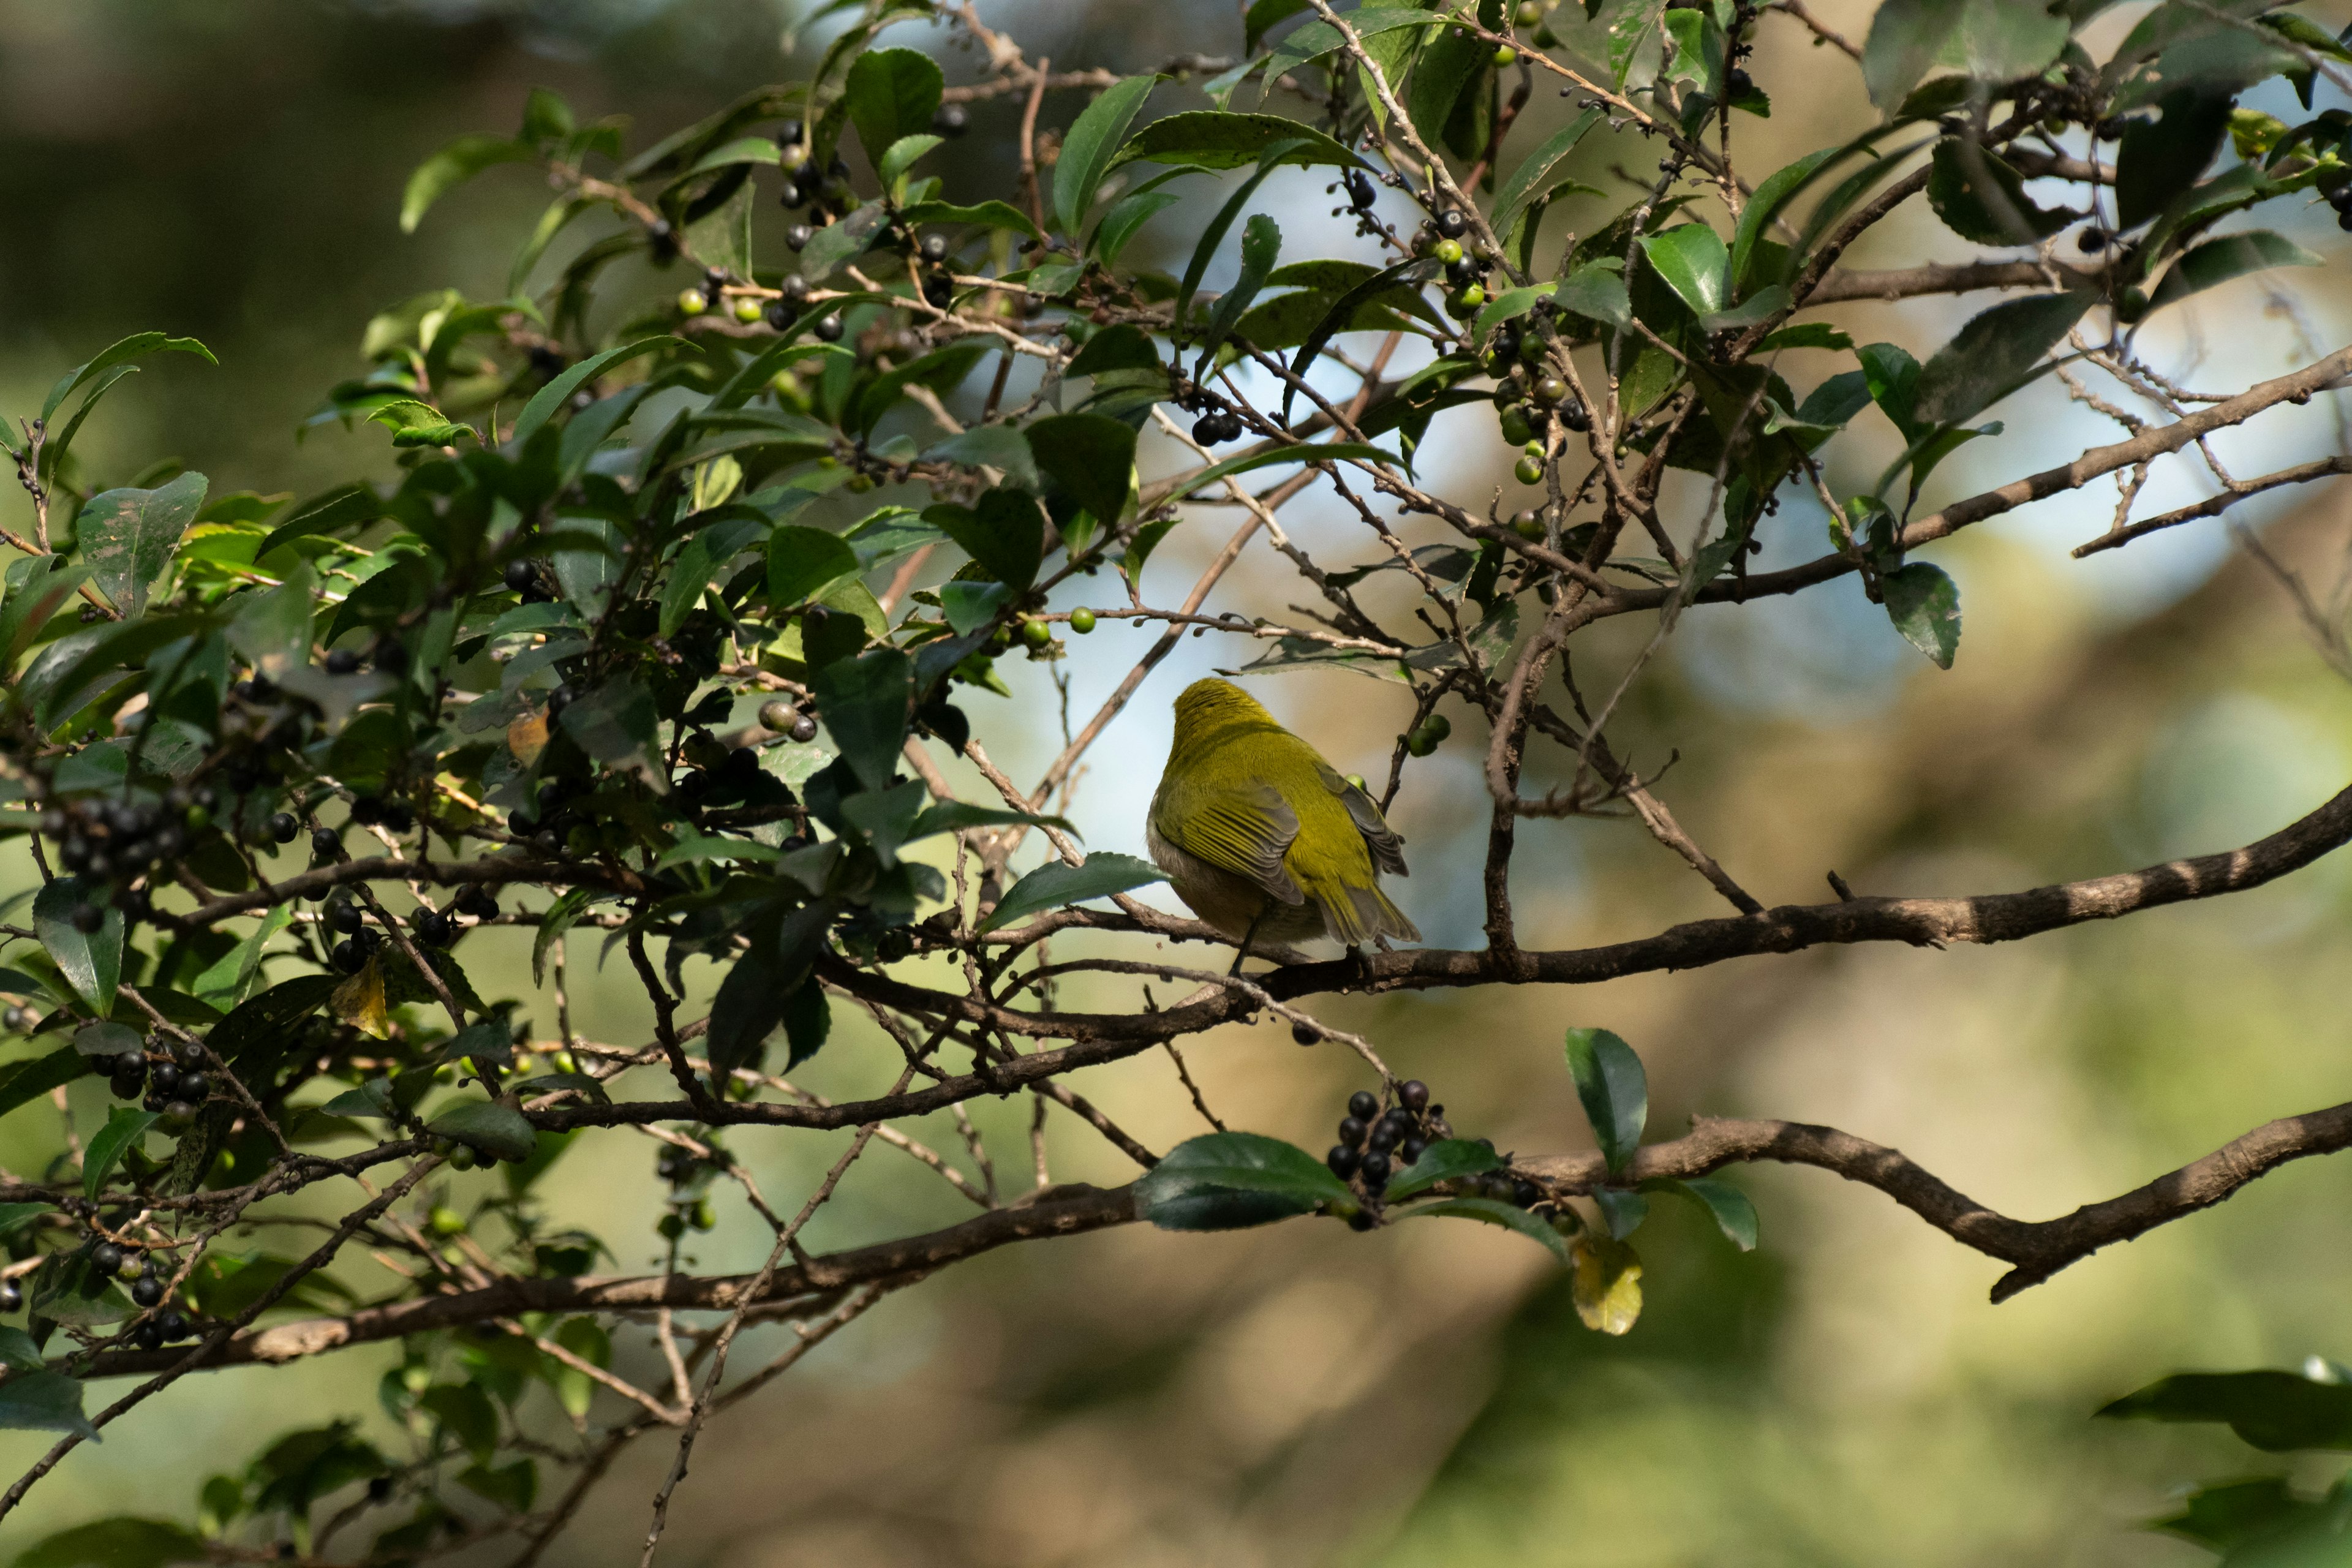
[767,524,861,608]
[0,1203,51,1238]
[1491,108,1604,243]
[560,679,665,785]
[1158,442,1386,502]
[0,1327,40,1372]
[706,901,831,1080]
[1054,74,1161,238]
[34,878,119,1016]
[921,425,1039,489]
[1025,413,1137,526]
[1651,1175,1758,1249]
[926,488,1045,589]
[1109,110,1363,174]
[1882,561,1961,668]
[1926,138,2078,245]
[1384,1138,1504,1200]
[401,135,532,233]
[975,852,1166,934]
[2149,230,2321,312]
[1564,1026,1646,1173]
[843,48,944,161]
[1406,1196,1573,1263]
[0,1371,97,1442]
[2117,87,2233,229]
[425,1100,537,1162]
[1910,292,2091,428]
[41,333,214,424]
[1640,224,1729,318]
[76,472,206,620]
[895,198,1044,244]
[0,1049,94,1123]
[1134,1131,1355,1230]
[82,1109,157,1201]
[532,888,602,987]
[510,337,678,447]
[1197,212,1282,363]
[2099,1370,2352,1452]
[812,647,914,791]
[419,1381,499,1460]
[2149,1477,2311,1552]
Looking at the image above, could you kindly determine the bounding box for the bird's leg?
[1229,906,1268,978]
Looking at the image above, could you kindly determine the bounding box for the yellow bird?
[1147,679,1419,968]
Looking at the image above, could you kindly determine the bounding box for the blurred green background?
[5,0,2352,1562]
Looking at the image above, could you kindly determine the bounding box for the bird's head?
[1171,679,1280,754]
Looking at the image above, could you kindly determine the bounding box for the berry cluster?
[38,790,195,928]
[757,698,821,745]
[654,1142,720,1240]
[73,1233,197,1350]
[1325,1080,1445,1204]
[105,1036,212,1123]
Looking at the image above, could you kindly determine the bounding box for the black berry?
[932,102,969,137]
[311,826,340,858]
[131,1275,164,1308]
[1398,1080,1430,1111]
[323,648,361,676]
[1358,1151,1392,1188]
[1338,1116,1368,1148]
[267,812,299,844]
[1436,209,1468,238]
[1347,1090,1379,1121]
[91,1242,124,1276]
[1327,1145,1362,1177]
[504,559,538,594]
[1291,1022,1317,1045]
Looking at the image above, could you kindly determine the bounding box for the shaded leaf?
[2098,1370,2352,1452]
[33,878,119,1016]
[82,1109,157,1201]
[1407,1196,1574,1263]
[1910,292,2090,428]
[0,1371,97,1442]
[76,472,207,620]
[1883,561,1961,667]
[402,135,532,233]
[425,1100,537,1163]
[1054,74,1160,237]
[1564,1026,1646,1173]
[2149,230,2321,312]
[1384,1138,1504,1201]
[1134,1131,1354,1229]
[1025,413,1136,527]
[976,853,1166,934]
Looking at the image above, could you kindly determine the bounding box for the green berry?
[1532,375,1569,405]
[678,288,709,317]
[1493,44,1517,64]
[1498,406,1534,446]
[732,295,763,324]
[1021,619,1054,649]
[1068,607,1097,634]
[1512,508,1545,540]
[1525,439,1545,457]
[1515,454,1545,485]
[1458,283,1487,309]
[1433,238,1464,265]
[690,1198,716,1231]
[428,1206,466,1237]
[657,1213,685,1240]
[184,805,211,832]
[1515,0,1544,20]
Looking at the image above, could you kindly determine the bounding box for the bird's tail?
[1315,880,1420,947]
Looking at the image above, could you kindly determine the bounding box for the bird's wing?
[1317,763,1408,876]
[1161,781,1305,905]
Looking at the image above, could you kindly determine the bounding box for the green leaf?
[401,134,532,233]
[1471,284,1556,340]
[766,524,861,608]
[0,564,93,675]
[510,336,678,448]
[1196,212,1281,364]
[34,877,119,1016]
[843,48,944,164]
[1134,1131,1355,1230]
[1109,110,1363,175]
[1564,1026,1646,1174]
[1177,142,1311,350]
[1555,263,1632,329]
[1055,74,1161,238]
[878,132,943,188]
[921,425,1039,489]
[82,1109,158,1200]
[559,679,665,785]
[1490,109,1604,243]
[531,888,601,987]
[1910,292,2090,428]
[925,489,1046,589]
[76,471,206,620]
[907,801,1073,840]
[41,332,214,424]
[458,1457,538,1513]
[419,1381,499,1460]
[192,901,292,1011]
[706,902,831,1080]
[1925,138,2077,246]
[1730,146,1842,292]
[0,1049,94,1122]
[1093,188,1183,266]
[0,1203,51,1238]
[253,485,379,561]
[2117,86,2233,230]
[938,579,1013,635]
[425,1100,538,1163]
[0,1327,42,1372]
[1385,1138,1504,1200]
[1025,413,1136,526]
[1406,1196,1574,1263]
[895,199,1045,245]
[975,852,1166,934]
[1640,224,1729,319]
[1158,442,1386,502]
[2099,1370,2352,1452]
[1882,561,1961,668]
[660,513,768,638]
[1651,1175,1758,1250]
[2149,230,2321,313]
[1861,0,2065,111]
[0,1371,97,1443]
[72,1022,140,1060]
[812,647,915,791]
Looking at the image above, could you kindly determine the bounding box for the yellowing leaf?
[1571,1234,1643,1335]
[507,710,550,767]
[333,961,390,1039]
